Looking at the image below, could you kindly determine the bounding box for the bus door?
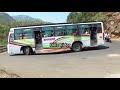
[96,24,104,45]
[33,28,43,50]
[90,27,97,46]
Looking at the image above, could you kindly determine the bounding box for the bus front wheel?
[72,42,82,52]
[23,47,31,55]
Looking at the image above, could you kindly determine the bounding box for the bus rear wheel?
[23,47,31,55]
[72,42,82,52]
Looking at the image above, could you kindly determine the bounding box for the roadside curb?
[0,52,7,54]
[0,46,7,53]
[111,39,120,41]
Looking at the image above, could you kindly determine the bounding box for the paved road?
[0,41,120,78]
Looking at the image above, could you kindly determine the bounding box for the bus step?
[35,50,42,53]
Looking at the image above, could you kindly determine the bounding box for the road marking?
[107,54,120,57]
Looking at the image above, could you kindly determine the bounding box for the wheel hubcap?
[24,48,30,55]
[26,48,29,52]
[74,44,80,51]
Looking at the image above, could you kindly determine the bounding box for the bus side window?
[61,31,64,36]
[66,25,78,35]
[55,29,65,36]
[14,33,22,40]
[42,31,45,37]
[96,23,102,33]
[97,27,102,33]
[23,33,28,39]
[42,27,54,37]
[73,29,80,36]
[84,28,90,34]
[51,30,55,36]
[59,30,65,36]
[78,25,90,34]
[23,29,33,39]
[66,29,73,35]
[64,30,67,35]
[14,29,23,40]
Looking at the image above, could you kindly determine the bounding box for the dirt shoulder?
[111,38,120,41]
[0,69,20,78]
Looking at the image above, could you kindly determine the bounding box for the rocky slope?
[105,12,120,38]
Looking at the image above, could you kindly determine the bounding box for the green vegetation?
[67,12,120,37]
[0,21,48,45]
[67,12,107,23]
[0,24,9,45]
[0,13,48,45]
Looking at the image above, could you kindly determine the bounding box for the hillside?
[12,15,42,21]
[0,12,15,24]
[0,13,48,45]
[67,12,120,39]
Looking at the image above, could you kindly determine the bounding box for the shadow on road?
[11,50,74,56]
[82,45,109,52]
[33,50,74,55]
[12,45,109,56]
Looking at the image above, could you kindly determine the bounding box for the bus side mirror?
[9,33,14,42]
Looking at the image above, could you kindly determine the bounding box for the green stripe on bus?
[14,40,34,45]
[19,39,34,44]
[43,44,61,48]
[14,41,34,46]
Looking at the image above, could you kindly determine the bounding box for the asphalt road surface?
[0,41,120,78]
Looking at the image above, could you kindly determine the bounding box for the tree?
[67,12,79,23]
[91,12,106,22]
[0,20,48,45]
[67,12,106,23]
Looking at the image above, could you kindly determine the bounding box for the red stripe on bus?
[53,36,64,42]
[81,34,90,36]
[9,42,23,46]
[43,48,69,49]
[9,42,35,48]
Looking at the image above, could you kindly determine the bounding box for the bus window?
[54,26,65,36]
[42,31,45,37]
[23,28,33,39]
[51,30,55,36]
[97,23,102,33]
[73,29,80,36]
[78,24,90,34]
[42,30,51,37]
[84,28,90,34]
[54,29,65,36]
[66,25,78,35]
[42,27,54,37]
[14,28,33,40]
[14,29,23,40]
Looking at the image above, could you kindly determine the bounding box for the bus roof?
[17,21,103,27]
[11,21,103,29]
[17,23,73,27]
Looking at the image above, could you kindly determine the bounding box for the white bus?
[7,22,105,55]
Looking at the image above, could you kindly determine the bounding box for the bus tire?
[72,42,82,52]
[23,47,31,55]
